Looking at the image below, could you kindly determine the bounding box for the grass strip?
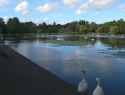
[0,50,8,60]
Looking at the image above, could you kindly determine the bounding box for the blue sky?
[0,0,125,24]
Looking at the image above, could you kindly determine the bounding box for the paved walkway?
[0,43,87,95]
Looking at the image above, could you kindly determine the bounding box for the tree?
[89,22,97,32]
[103,22,111,33]
[42,22,47,32]
[79,20,85,25]
[12,17,20,34]
[6,17,20,34]
[0,18,7,34]
[79,25,88,34]
[96,24,104,33]
[120,22,125,34]
[37,29,43,33]
[76,24,80,33]
[53,22,56,26]
[6,18,13,34]
[109,26,119,35]
[30,24,37,33]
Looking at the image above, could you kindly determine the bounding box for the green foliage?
[109,26,119,35]
[79,25,88,34]
[37,29,43,33]
[0,17,125,35]
[30,24,37,33]
[89,22,97,32]
[7,17,21,34]
[0,18,7,34]
[0,50,8,60]
[97,24,104,33]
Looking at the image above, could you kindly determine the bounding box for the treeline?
[0,17,125,35]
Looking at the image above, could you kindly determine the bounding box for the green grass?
[0,50,8,60]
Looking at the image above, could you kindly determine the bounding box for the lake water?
[1,34,125,95]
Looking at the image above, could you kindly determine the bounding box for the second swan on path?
[93,78,104,95]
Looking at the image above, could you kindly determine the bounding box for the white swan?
[93,78,104,95]
[77,70,88,93]
[85,45,91,48]
[92,38,94,41]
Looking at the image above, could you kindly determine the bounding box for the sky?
[0,0,125,25]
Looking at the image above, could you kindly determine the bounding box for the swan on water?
[77,70,88,93]
[92,38,94,41]
[1,36,3,39]
[85,37,87,39]
[93,78,104,95]
[85,45,91,48]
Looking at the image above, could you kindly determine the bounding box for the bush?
[0,50,8,60]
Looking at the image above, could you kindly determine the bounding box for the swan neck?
[82,74,86,82]
[82,73,85,79]
[97,80,100,87]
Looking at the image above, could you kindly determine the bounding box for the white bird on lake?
[93,78,104,95]
[85,36,87,39]
[85,45,91,48]
[77,70,88,93]
[1,36,3,39]
[92,38,94,41]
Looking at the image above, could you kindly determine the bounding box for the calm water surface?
[2,34,125,95]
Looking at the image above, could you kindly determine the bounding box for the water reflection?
[1,34,125,95]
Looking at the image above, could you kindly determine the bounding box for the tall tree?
[89,22,97,32]
[30,24,37,33]
[109,26,119,35]
[6,17,20,34]
[0,18,7,34]
[79,25,88,34]
[7,18,13,34]
[79,20,85,25]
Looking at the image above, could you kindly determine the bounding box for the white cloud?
[3,16,9,23]
[14,1,30,15]
[35,2,58,13]
[62,0,81,8]
[20,18,27,22]
[75,10,84,15]
[0,0,9,6]
[51,12,63,17]
[34,18,50,24]
[75,0,117,14]
[83,13,92,17]
[34,18,72,25]
[101,15,108,18]
[118,4,125,12]
[95,12,99,15]
[45,0,49,2]
[56,20,73,25]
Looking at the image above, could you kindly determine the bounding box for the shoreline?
[0,42,87,95]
